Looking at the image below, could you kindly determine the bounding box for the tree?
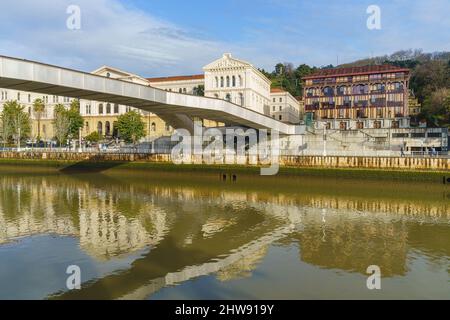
[85,131,101,144]
[193,85,205,96]
[67,100,84,138]
[274,63,284,76]
[116,110,146,144]
[420,88,450,127]
[52,101,83,146]
[32,98,45,141]
[0,100,31,148]
[53,104,70,145]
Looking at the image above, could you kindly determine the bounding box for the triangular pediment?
[91,66,132,77]
[203,53,252,71]
[91,66,150,84]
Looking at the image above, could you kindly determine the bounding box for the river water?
[0,167,448,300]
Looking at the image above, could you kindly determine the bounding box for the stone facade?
[269,88,302,124]
[203,53,272,115]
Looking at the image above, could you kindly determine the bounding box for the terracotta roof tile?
[147,74,204,82]
[302,65,410,80]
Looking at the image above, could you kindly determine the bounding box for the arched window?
[238,75,242,87]
[239,93,244,106]
[151,122,156,132]
[106,103,111,114]
[392,82,403,92]
[226,76,230,87]
[97,122,103,135]
[99,103,104,114]
[114,104,119,113]
[105,121,111,136]
[225,94,231,102]
[232,76,236,87]
[215,77,219,88]
[372,83,385,93]
[220,77,224,88]
[113,122,119,138]
[323,87,334,97]
[353,84,368,95]
[337,86,346,95]
[17,92,20,101]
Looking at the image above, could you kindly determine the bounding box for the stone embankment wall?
[0,151,448,171]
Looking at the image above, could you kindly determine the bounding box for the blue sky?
[0,0,449,77]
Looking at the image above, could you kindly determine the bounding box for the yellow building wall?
[29,115,223,142]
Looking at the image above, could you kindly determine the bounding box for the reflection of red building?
[302,65,411,129]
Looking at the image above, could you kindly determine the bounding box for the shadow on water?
[59,158,129,174]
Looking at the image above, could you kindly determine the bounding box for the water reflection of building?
[291,208,409,276]
[0,177,168,259]
[0,173,448,299]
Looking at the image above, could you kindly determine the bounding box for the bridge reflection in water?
[0,169,448,299]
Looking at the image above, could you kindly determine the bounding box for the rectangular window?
[427,132,442,138]
[411,133,426,138]
[392,133,409,138]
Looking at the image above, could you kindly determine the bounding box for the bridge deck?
[0,56,302,135]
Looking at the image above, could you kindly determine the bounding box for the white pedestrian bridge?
[0,55,304,135]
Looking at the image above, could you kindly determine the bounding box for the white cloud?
[0,0,448,77]
[0,0,228,76]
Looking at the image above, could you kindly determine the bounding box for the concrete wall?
[0,152,448,171]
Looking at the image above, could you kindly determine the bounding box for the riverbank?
[0,158,448,183]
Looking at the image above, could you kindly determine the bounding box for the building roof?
[302,65,410,80]
[270,88,287,93]
[147,74,205,83]
[91,66,150,83]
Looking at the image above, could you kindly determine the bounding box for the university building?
[302,65,411,130]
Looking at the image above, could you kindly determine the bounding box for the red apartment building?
[302,65,411,130]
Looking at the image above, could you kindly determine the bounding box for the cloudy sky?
[0,0,449,77]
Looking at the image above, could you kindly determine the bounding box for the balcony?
[387,101,404,107]
[370,99,386,107]
[305,104,320,111]
[353,101,369,108]
[388,89,404,94]
[321,103,336,109]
